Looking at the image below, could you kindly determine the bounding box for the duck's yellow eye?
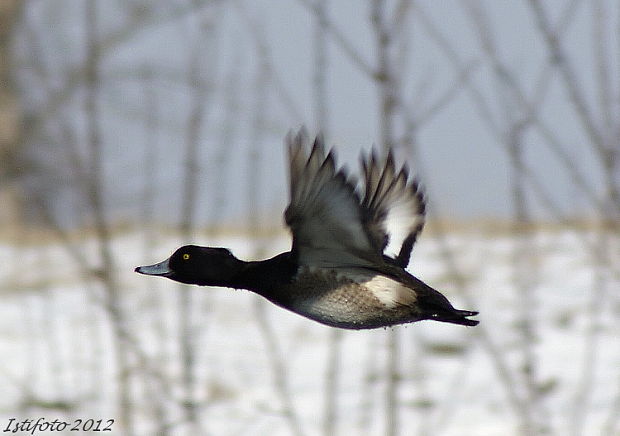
[183,253,190,260]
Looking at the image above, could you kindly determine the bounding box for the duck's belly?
[278,267,420,330]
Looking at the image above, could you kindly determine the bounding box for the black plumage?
[136,128,478,329]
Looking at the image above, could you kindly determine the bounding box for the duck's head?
[135,245,243,286]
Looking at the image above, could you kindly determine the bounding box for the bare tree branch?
[592,0,614,136]
[458,0,608,218]
[20,0,216,154]
[84,2,135,433]
[177,3,222,432]
[526,0,606,153]
[245,14,307,435]
[415,59,481,126]
[312,0,330,135]
[234,0,304,123]
[296,0,376,78]
[309,3,343,436]
[431,218,530,429]
[369,3,401,435]
[414,3,502,137]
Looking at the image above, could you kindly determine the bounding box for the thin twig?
[431,218,530,427]
[177,3,221,431]
[84,3,134,432]
[234,0,304,123]
[254,302,307,436]
[296,0,376,78]
[526,0,606,153]
[415,59,481,126]
[246,21,306,435]
[310,2,342,436]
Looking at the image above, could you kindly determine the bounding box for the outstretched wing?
[285,128,382,268]
[360,149,426,268]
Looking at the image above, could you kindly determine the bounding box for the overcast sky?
[17,1,613,226]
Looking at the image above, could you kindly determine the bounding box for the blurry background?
[1,0,619,435]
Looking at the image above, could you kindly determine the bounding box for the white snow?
[0,228,618,435]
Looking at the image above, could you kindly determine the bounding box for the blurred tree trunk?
[138,67,173,436]
[84,2,133,433]
[0,0,21,166]
[311,2,343,436]
[178,39,204,436]
[209,52,242,229]
[313,0,330,135]
[507,125,545,436]
[370,2,400,435]
[247,17,306,435]
[524,3,620,435]
[0,0,28,410]
[0,0,22,224]
[177,4,220,431]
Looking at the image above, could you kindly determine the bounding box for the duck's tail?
[431,309,479,327]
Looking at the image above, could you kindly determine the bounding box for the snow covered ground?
[0,228,618,435]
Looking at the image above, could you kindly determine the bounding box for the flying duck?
[135,128,479,329]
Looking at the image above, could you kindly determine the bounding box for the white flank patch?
[364,275,416,309]
[297,266,416,309]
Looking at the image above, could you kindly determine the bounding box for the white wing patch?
[284,128,426,269]
[361,149,426,266]
[382,192,425,258]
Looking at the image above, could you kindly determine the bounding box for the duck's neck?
[231,252,296,294]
